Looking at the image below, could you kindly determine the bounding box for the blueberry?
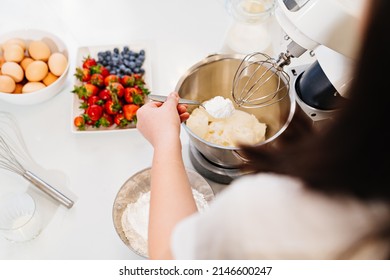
[135,60,142,67]
[105,50,111,56]
[129,55,136,61]
[138,54,145,62]
[114,47,119,54]
[134,67,140,73]
[124,46,129,53]
[139,68,145,74]
[139,49,145,56]
[129,61,136,68]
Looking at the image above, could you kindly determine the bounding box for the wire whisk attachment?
[232,52,291,108]
[0,112,74,209]
[0,135,25,175]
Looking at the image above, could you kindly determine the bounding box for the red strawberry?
[108,82,124,98]
[114,113,129,128]
[104,100,121,115]
[86,104,103,122]
[72,84,99,100]
[90,64,110,77]
[90,73,105,88]
[87,95,102,106]
[133,73,143,80]
[82,56,97,69]
[104,74,120,86]
[124,87,136,103]
[121,75,135,87]
[96,113,114,128]
[98,89,112,101]
[123,104,139,121]
[73,115,85,130]
[74,67,91,82]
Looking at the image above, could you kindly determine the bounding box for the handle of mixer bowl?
[23,171,74,209]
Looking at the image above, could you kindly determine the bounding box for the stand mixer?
[182,0,366,184]
[274,0,365,121]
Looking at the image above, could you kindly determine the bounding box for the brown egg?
[0,75,16,93]
[20,57,34,71]
[48,52,68,76]
[1,61,24,83]
[43,72,58,86]
[22,82,46,93]
[0,54,5,68]
[13,83,24,94]
[28,40,51,61]
[25,60,48,82]
[3,44,25,63]
[3,38,26,51]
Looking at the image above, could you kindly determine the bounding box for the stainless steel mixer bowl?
[175,53,296,168]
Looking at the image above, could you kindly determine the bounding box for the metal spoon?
[148,94,204,108]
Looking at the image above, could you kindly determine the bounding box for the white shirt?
[171,173,390,259]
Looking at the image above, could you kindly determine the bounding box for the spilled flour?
[121,188,209,257]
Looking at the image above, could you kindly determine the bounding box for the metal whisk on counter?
[231,52,291,108]
[0,113,74,209]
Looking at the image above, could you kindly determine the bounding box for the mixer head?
[231,52,290,108]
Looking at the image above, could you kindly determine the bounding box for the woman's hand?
[136,92,190,149]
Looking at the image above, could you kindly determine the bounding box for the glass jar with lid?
[223,0,279,55]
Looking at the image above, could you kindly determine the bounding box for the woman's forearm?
[148,139,197,259]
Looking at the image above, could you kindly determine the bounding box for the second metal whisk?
[0,112,74,209]
[231,52,291,108]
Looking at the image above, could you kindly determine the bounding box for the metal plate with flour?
[112,167,215,258]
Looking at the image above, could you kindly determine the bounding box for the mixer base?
[188,143,250,184]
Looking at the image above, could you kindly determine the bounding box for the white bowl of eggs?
[0,29,69,105]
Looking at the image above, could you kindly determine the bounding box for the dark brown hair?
[241,0,389,202]
[239,0,390,258]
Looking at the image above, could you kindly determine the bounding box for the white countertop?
[1,0,310,260]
